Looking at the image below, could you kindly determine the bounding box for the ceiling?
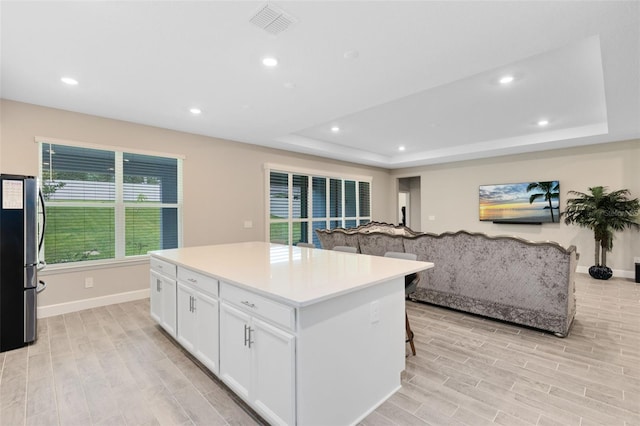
[1,1,638,169]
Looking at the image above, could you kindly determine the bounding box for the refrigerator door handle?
[38,188,46,254]
[24,178,39,266]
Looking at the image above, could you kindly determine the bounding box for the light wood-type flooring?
[0,273,638,425]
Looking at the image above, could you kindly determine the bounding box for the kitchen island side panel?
[295,277,405,426]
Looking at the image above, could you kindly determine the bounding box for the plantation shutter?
[269,172,289,243]
[329,178,342,225]
[292,175,308,219]
[342,180,354,227]
[312,177,326,218]
[359,181,371,223]
[292,175,309,244]
[311,177,328,247]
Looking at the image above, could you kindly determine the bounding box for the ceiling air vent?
[250,3,296,35]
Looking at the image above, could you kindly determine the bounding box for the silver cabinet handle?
[241,301,256,309]
[156,279,162,292]
[247,326,254,348]
[243,324,255,348]
[192,297,196,313]
[187,278,197,283]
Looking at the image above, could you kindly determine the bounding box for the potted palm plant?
[562,186,640,280]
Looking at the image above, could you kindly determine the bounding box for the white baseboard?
[37,288,150,318]
[576,266,634,279]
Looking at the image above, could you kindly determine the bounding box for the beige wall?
[0,100,393,309]
[391,140,640,276]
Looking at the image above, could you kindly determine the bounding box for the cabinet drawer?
[150,257,177,278]
[178,267,218,297]
[221,282,294,331]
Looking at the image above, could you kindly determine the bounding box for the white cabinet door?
[219,302,251,400]
[177,283,196,352]
[150,271,163,324]
[251,318,295,426]
[195,291,219,375]
[151,271,176,337]
[162,278,177,337]
[220,301,296,426]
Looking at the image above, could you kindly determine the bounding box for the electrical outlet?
[85,277,94,288]
[370,301,380,324]
[243,220,253,229]
[428,215,435,221]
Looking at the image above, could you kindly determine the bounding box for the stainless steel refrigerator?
[0,174,46,352]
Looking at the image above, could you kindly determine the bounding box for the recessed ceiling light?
[262,57,278,67]
[499,75,514,85]
[343,50,360,60]
[537,119,549,126]
[189,108,201,115]
[61,77,78,85]
[331,126,340,132]
[398,146,406,151]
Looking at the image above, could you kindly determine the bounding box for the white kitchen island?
[149,242,433,426]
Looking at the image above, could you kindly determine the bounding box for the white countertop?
[150,242,434,307]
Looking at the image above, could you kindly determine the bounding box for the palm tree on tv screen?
[527,181,560,222]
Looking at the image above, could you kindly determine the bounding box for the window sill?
[39,256,150,276]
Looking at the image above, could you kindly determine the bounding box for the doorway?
[398,177,421,231]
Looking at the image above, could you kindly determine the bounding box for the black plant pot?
[589,265,613,280]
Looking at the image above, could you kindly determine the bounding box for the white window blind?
[40,142,182,265]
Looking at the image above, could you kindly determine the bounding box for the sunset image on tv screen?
[479,181,560,223]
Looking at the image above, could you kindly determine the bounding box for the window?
[267,166,371,247]
[40,141,182,265]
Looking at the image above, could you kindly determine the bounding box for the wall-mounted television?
[479,181,560,224]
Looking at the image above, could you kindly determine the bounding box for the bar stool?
[384,251,419,356]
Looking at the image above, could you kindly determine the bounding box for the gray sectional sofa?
[316,222,577,336]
